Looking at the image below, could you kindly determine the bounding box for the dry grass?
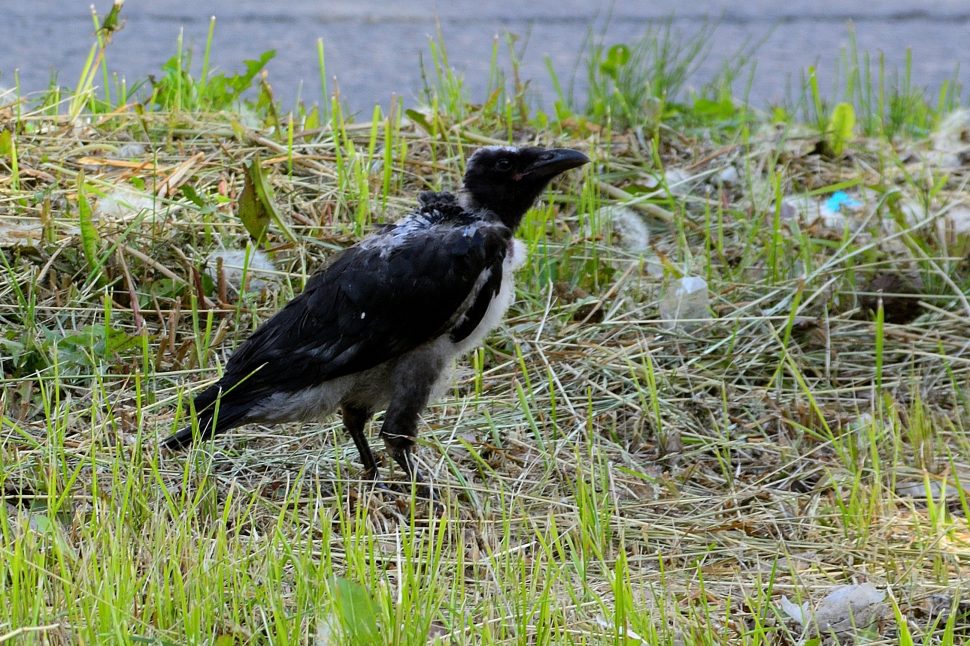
[0,97,968,644]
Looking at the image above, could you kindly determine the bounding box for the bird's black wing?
[235,219,510,392]
[164,216,511,446]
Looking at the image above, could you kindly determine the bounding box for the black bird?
[162,146,589,486]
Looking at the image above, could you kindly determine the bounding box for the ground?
[0,20,969,646]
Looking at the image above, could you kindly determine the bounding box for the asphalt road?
[3,1,968,114]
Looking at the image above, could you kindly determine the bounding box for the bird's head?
[461,146,589,230]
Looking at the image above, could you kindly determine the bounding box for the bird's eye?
[494,158,512,171]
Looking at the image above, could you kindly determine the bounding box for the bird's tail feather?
[160,385,250,450]
[160,424,201,449]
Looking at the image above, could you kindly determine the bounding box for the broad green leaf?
[331,577,381,644]
[238,154,273,244]
[691,97,738,120]
[599,43,631,78]
[239,154,296,244]
[553,99,575,123]
[405,108,433,134]
[303,104,320,132]
[99,0,126,38]
[827,102,856,155]
[0,129,12,158]
[180,184,206,208]
[231,50,276,96]
[77,175,103,284]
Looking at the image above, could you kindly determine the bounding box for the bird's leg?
[380,402,428,485]
[380,355,442,497]
[340,404,378,480]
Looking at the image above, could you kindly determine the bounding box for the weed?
[0,14,967,646]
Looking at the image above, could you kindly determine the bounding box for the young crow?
[162,146,589,487]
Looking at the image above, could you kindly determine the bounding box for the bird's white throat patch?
[450,237,527,355]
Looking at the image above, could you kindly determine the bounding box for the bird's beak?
[521,148,590,180]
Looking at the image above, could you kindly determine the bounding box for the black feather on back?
[417,191,465,218]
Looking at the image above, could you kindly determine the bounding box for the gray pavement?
[2,1,967,114]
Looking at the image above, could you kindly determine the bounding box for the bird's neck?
[459,190,529,232]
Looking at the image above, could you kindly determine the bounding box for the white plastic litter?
[928,109,970,169]
[897,200,970,239]
[943,204,970,236]
[663,168,692,196]
[115,142,146,158]
[0,219,43,247]
[781,190,867,231]
[595,205,650,253]
[95,185,155,222]
[593,615,649,644]
[660,276,710,331]
[780,583,886,635]
[590,205,664,276]
[714,165,740,186]
[313,615,338,646]
[238,105,264,131]
[205,248,277,296]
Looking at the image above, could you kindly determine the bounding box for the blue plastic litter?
[825,191,862,213]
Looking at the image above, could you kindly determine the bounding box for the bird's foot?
[360,467,385,485]
[380,439,445,514]
[398,480,444,517]
[355,467,443,515]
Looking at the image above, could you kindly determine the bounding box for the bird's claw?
[356,466,443,514]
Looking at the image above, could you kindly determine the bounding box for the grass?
[1,6,969,644]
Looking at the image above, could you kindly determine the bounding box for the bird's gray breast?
[245,363,394,423]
